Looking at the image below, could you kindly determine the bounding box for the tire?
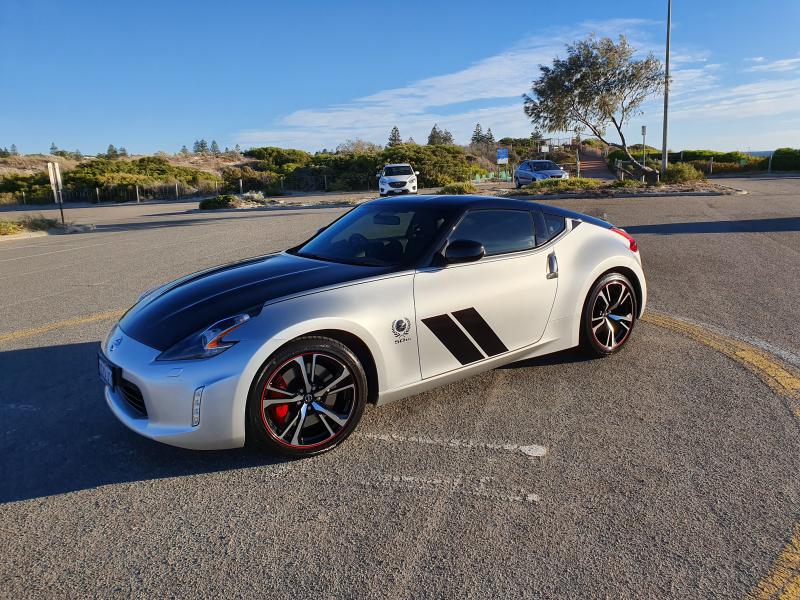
[247,336,368,457]
[514,177,521,189]
[580,272,638,357]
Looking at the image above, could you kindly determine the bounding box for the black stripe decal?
[452,308,508,356]
[422,314,484,365]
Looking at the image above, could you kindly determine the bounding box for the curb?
[0,230,50,242]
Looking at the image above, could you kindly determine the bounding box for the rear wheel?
[581,273,637,357]
[247,336,368,457]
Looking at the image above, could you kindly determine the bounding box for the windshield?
[533,161,560,171]
[383,165,413,176]
[292,203,454,267]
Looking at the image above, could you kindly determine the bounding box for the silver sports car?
[100,195,646,456]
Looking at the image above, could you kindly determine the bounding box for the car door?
[413,208,559,379]
[519,161,533,184]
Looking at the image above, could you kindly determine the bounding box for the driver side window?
[450,210,534,256]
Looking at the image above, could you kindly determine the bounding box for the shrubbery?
[439,182,478,195]
[198,194,240,210]
[663,162,704,183]
[0,216,58,235]
[66,156,221,188]
[527,177,604,192]
[771,148,800,171]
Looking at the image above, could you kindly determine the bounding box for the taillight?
[611,227,638,252]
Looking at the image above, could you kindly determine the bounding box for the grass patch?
[0,215,58,236]
[513,177,604,194]
[438,181,478,195]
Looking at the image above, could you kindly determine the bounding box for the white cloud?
[745,56,766,63]
[234,19,656,149]
[745,55,800,72]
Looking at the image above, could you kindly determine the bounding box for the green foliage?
[527,177,604,192]
[524,35,663,170]
[427,124,455,145]
[771,148,800,171]
[0,172,52,202]
[0,215,58,235]
[66,156,221,188]
[242,146,311,174]
[199,194,239,210]
[387,126,402,147]
[611,178,646,188]
[439,181,478,195]
[663,162,704,183]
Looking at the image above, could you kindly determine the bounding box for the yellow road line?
[642,312,800,598]
[750,523,800,600]
[0,309,125,345]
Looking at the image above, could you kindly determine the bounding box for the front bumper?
[101,324,254,450]
[380,181,417,195]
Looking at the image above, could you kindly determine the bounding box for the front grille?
[389,181,406,188]
[119,379,147,416]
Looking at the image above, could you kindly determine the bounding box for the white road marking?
[361,473,541,505]
[356,432,548,459]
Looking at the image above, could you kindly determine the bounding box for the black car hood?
[119,252,391,351]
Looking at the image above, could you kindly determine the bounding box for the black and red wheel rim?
[259,352,357,449]
[590,279,635,351]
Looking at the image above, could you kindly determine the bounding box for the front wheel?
[247,336,368,457]
[581,273,638,357]
[514,177,521,189]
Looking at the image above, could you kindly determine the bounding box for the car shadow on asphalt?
[84,211,311,233]
[0,342,291,504]
[624,216,800,235]
[501,347,596,369]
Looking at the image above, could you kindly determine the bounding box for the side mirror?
[316,225,328,235]
[414,171,420,175]
[445,239,485,264]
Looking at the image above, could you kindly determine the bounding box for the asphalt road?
[1,177,799,598]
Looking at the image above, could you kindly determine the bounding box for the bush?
[527,177,604,192]
[663,163,704,183]
[0,215,58,235]
[439,182,478,195]
[66,156,221,188]
[199,194,239,210]
[611,178,646,189]
[771,148,800,171]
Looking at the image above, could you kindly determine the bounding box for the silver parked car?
[514,160,569,188]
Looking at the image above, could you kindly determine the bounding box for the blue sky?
[1,0,799,154]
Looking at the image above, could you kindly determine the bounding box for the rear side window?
[533,211,566,246]
[450,209,534,256]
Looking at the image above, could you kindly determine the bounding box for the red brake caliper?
[268,375,290,427]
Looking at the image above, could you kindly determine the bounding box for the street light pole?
[661,0,672,175]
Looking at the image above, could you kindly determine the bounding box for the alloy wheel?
[259,352,357,448]
[590,279,635,351]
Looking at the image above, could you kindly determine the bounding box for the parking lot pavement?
[1,177,799,598]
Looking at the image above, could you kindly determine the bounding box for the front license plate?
[98,354,116,389]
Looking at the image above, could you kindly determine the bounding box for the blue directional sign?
[496,148,509,164]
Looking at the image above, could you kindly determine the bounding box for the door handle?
[546,252,558,279]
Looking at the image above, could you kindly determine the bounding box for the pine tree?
[427,124,442,145]
[440,129,455,145]
[387,126,402,146]
[10,144,18,155]
[210,140,220,155]
[406,136,416,145]
[50,142,58,154]
[180,145,190,156]
[470,124,484,146]
[485,128,495,145]
[234,144,241,153]
[106,144,118,158]
[118,147,128,157]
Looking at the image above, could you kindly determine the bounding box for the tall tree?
[50,142,58,154]
[10,144,18,155]
[387,126,402,147]
[523,35,663,173]
[485,128,496,145]
[118,147,128,157]
[210,140,220,155]
[440,128,455,145]
[427,124,443,145]
[179,145,190,156]
[470,124,484,146]
[106,144,118,158]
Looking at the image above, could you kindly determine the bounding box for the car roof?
[368,194,612,228]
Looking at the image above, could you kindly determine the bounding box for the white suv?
[377,163,419,196]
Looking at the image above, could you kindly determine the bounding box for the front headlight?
[408,177,416,184]
[157,314,250,361]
